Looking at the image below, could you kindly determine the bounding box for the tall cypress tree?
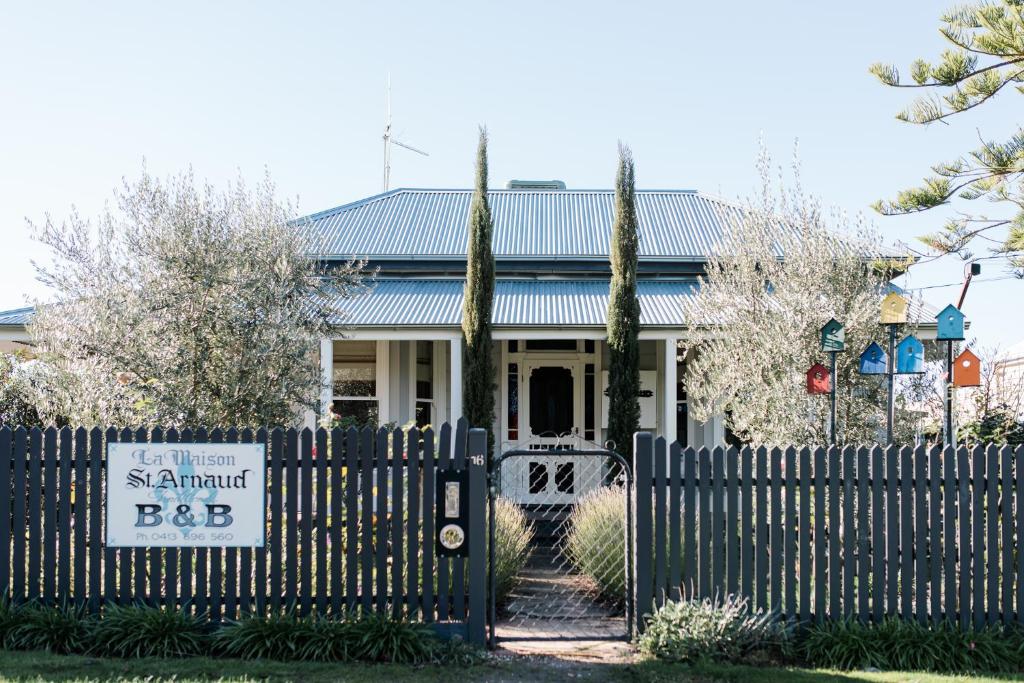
[461,128,496,456]
[606,144,641,460]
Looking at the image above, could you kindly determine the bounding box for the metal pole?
[886,323,896,445]
[829,350,838,445]
[945,340,956,449]
[488,471,497,649]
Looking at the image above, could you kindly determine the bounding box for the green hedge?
[0,601,476,664]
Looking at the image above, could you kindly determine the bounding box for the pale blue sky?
[1,1,1021,348]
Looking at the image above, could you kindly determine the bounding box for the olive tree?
[25,167,366,428]
[684,152,923,446]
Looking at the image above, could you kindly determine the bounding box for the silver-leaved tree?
[684,151,925,446]
[25,168,366,428]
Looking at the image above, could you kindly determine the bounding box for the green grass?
[2,650,1024,682]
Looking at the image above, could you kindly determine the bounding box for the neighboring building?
[0,307,31,355]
[994,341,1024,419]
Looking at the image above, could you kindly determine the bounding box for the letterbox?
[435,468,470,557]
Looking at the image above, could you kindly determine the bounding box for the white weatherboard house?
[0,182,938,503]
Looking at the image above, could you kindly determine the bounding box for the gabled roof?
[304,188,742,261]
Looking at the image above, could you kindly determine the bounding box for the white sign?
[106,442,266,548]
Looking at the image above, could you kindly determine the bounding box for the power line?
[902,275,1020,292]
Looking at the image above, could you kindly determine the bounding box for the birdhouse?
[935,304,966,341]
[895,335,925,374]
[820,319,846,353]
[806,363,831,394]
[953,348,981,387]
[880,292,909,325]
[858,342,887,375]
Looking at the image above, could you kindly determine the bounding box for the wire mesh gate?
[487,448,633,646]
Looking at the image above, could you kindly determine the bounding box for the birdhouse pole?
[886,322,897,445]
[945,341,955,449]
[829,350,838,445]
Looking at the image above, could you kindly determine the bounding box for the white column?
[376,340,390,425]
[663,338,677,444]
[449,338,463,423]
[319,337,333,425]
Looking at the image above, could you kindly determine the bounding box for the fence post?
[466,428,487,647]
[634,432,654,633]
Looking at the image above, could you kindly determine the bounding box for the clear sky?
[1,1,1021,348]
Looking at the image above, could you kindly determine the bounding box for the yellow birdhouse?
[880,292,908,325]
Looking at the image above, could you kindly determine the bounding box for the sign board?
[106,442,266,548]
[435,468,470,557]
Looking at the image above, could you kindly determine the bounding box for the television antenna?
[382,75,428,191]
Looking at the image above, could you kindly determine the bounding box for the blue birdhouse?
[935,304,966,341]
[820,319,846,353]
[858,342,887,375]
[895,335,925,374]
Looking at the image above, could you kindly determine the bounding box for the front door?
[503,362,602,504]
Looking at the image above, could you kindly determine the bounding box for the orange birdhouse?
[806,363,831,395]
[953,349,981,387]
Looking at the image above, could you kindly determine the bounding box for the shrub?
[214,613,314,661]
[91,604,206,658]
[349,612,437,664]
[489,497,533,608]
[799,618,1024,673]
[6,602,93,654]
[564,486,627,605]
[0,597,18,646]
[639,595,791,664]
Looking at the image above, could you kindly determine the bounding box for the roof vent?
[505,179,566,190]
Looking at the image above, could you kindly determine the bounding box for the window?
[525,339,577,352]
[676,352,688,447]
[332,341,378,428]
[414,341,434,428]
[507,363,519,441]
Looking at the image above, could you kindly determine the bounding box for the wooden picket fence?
[634,433,1024,631]
[0,420,486,644]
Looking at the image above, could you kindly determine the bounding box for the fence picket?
[451,419,468,620]
[798,446,811,624]
[900,447,912,621]
[654,438,667,606]
[299,428,313,617]
[57,427,72,603]
[828,446,841,620]
[871,445,884,623]
[739,446,752,603]
[755,447,768,610]
[958,445,971,629]
[179,428,194,613]
[726,446,739,598]
[315,428,328,618]
[683,446,697,599]
[208,427,223,622]
[269,428,284,615]
[842,446,855,619]
[345,427,359,614]
[711,446,725,600]
[669,441,682,601]
[813,446,826,621]
[784,447,796,615]
[43,428,56,604]
[986,444,999,625]
[12,428,26,603]
[914,445,927,623]
[436,423,451,620]
[1001,445,1013,624]
[1017,445,1024,625]
[972,444,985,629]
[285,428,299,612]
[699,447,712,600]
[421,428,436,622]
[886,445,899,617]
[375,427,390,616]
[88,428,102,615]
[360,426,374,615]
[0,429,11,600]
[149,427,164,609]
[945,446,957,624]
[133,427,148,607]
[223,427,239,620]
[856,446,869,621]
[406,428,421,620]
[329,427,344,617]
[929,446,941,624]
[391,428,405,619]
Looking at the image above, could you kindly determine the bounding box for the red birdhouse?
[953,349,981,387]
[806,363,831,395]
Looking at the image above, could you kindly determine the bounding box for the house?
[0,182,941,458]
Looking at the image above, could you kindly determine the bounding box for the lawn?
[1,651,1024,683]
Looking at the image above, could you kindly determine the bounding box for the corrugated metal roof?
[0,307,32,326]
[331,279,698,327]
[306,189,742,260]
